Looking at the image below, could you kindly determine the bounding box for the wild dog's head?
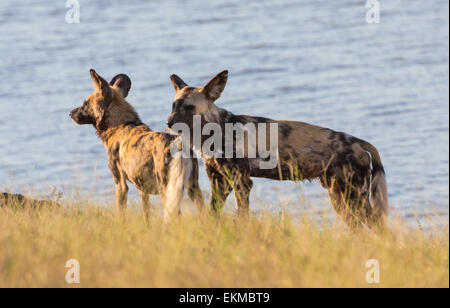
[166,70,228,130]
[70,69,138,132]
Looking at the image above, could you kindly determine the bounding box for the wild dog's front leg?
[205,166,232,214]
[188,182,204,213]
[109,153,128,213]
[139,191,150,219]
[115,180,128,213]
[234,176,253,218]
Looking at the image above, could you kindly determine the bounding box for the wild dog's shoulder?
[121,128,179,153]
[143,130,179,146]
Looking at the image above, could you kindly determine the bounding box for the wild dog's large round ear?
[170,74,188,93]
[201,70,228,101]
[90,69,112,100]
[109,74,132,98]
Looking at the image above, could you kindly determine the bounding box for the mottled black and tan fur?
[167,71,388,230]
[70,70,203,219]
[1,192,59,209]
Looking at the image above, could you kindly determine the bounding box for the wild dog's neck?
[96,120,147,144]
[189,107,237,157]
[204,105,232,124]
[96,99,147,144]
[195,106,232,144]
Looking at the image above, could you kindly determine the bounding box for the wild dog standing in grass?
[70,69,203,220]
[166,71,388,231]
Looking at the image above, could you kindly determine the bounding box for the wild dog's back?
[119,128,178,195]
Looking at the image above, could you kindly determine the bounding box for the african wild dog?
[166,70,388,230]
[70,69,204,219]
[1,192,60,209]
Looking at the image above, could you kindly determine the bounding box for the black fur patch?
[124,120,143,127]
[251,116,271,123]
[132,135,147,148]
[280,124,293,138]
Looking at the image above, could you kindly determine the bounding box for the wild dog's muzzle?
[69,108,77,119]
[70,107,94,125]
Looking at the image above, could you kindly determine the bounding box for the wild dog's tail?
[359,140,389,228]
[164,154,193,221]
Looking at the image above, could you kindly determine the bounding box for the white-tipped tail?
[163,156,193,221]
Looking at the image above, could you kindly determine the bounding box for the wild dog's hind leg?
[362,191,387,232]
[327,181,363,231]
[139,191,151,219]
[186,160,204,212]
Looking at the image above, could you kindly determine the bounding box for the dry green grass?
[0,198,448,288]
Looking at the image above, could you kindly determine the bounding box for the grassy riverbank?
[0,198,448,288]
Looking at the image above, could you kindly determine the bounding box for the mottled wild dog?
[1,192,60,209]
[70,69,203,219]
[167,71,388,230]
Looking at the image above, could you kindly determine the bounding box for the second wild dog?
[1,192,60,209]
[70,69,204,219]
[166,70,388,230]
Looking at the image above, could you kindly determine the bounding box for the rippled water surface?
[0,1,448,218]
